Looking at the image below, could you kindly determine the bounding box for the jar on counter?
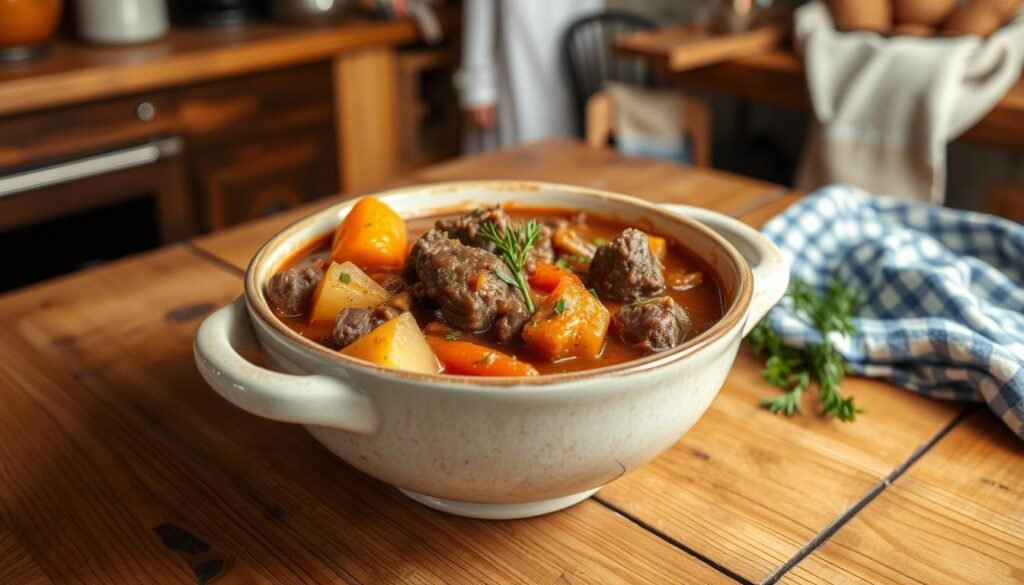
[0,0,63,61]
[75,0,169,44]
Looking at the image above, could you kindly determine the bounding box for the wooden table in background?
[616,31,1024,150]
[1,139,1021,584]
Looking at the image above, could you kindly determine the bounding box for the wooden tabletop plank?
[191,139,787,271]
[0,12,453,118]
[593,195,964,582]
[615,24,790,72]
[0,520,52,585]
[0,247,736,584]
[784,410,1024,585]
[412,138,785,211]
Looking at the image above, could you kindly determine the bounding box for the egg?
[942,0,1011,36]
[827,0,892,32]
[892,23,938,36]
[893,0,957,26]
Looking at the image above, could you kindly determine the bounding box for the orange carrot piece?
[331,196,408,268]
[522,276,610,360]
[528,262,582,292]
[648,236,667,260]
[426,336,539,377]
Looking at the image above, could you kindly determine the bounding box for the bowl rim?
[244,180,753,387]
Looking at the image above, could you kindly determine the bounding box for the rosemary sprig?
[478,219,541,313]
[749,278,862,422]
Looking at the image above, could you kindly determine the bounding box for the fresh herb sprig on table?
[748,279,862,422]
[479,219,541,313]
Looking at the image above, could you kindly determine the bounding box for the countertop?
[0,13,449,118]
[0,139,1020,584]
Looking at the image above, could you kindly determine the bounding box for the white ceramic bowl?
[194,181,788,519]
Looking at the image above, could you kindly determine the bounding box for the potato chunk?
[309,261,389,325]
[341,312,440,374]
[521,276,610,360]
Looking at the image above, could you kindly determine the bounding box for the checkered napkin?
[759,185,1024,439]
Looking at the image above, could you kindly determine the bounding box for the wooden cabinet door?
[191,129,337,230]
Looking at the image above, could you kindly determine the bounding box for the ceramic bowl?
[194,181,789,519]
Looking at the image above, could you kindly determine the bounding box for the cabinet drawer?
[180,63,333,149]
[0,94,178,171]
[191,129,337,230]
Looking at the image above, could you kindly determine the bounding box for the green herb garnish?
[444,331,462,340]
[749,279,861,422]
[493,267,517,287]
[478,219,541,313]
[630,299,646,308]
[553,298,567,315]
[593,237,609,246]
[339,272,352,284]
[555,258,570,270]
[588,288,599,299]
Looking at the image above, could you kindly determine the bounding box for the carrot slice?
[648,236,667,260]
[426,337,539,377]
[528,262,582,292]
[331,196,408,268]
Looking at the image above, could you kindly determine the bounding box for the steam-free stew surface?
[273,207,724,376]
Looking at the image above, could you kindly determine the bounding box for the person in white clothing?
[454,0,602,152]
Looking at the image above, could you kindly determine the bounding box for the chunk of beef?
[330,308,383,349]
[371,271,406,295]
[527,223,555,272]
[378,290,414,318]
[435,206,510,252]
[613,296,693,354]
[435,206,554,272]
[589,228,666,302]
[406,230,531,342]
[329,293,413,348]
[266,265,325,317]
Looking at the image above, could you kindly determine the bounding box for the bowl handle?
[664,204,790,337]
[194,297,378,434]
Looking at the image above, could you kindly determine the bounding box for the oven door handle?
[0,137,184,198]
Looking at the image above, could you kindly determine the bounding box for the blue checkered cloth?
[760,185,1024,439]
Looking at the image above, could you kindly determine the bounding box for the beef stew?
[267,197,725,377]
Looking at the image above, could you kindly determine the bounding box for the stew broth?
[273,207,725,376]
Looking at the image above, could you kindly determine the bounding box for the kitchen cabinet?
[0,64,337,290]
[181,63,338,230]
[0,62,338,235]
[192,129,337,230]
[0,13,457,290]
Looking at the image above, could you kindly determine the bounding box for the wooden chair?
[585,89,712,167]
[563,11,658,135]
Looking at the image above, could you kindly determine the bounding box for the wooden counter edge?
[0,12,453,118]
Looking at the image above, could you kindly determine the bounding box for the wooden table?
[1,139,1021,584]
[616,32,1024,150]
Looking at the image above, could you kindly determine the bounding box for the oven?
[0,136,192,292]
